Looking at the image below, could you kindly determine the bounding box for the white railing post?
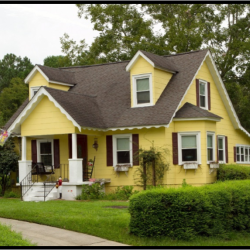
[21,136,27,161]
[72,133,77,160]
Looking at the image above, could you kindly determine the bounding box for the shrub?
[3,191,20,198]
[80,183,104,200]
[129,180,250,240]
[217,164,250,181]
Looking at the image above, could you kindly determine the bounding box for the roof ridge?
[163,49,209,58]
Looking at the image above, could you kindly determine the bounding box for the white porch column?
[69,133,83,183]
[18,136,32,183]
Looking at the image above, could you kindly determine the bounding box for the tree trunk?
[143,159,147,190]
[152,158,156,186]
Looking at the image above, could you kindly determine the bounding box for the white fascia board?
[126,51,155,71]
[173,117,221,122]
[49,80,74,87]
[24,65,49,84]
[7,87,81,134]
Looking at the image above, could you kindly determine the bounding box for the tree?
[0,137,19,196]
[0,54,33,92]
[43,55,72,68]
[0,77,28,127]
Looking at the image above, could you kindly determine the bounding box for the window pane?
[200,96,206,107]
[218,138,223,149]
[41,155,52,165]
[241,155,244,162]
[40,142,51,154]
[237,147,239,154]
[241,147,244,154]
[207,148,213,161]
[219,150,224,161]
[182,136,196,148]
[182,149,197,161]
[237,155,240,162]
[200,83,205,95]
[207,135,213,147]
[136,78,149,91]
[117,138,129,151]
[117,151,130,164]
[137,91,150,104]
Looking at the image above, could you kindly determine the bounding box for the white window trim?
[207,132,216,163]
[199,79,208,110]
[132,73,153,108]
[178,132,201,165]
[30,86,41,98]
[37,139,54,166]
[217,136,226,164]
[236,144,250,164]
[112,134,133,167]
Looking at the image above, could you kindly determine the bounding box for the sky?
[0,4,99,65]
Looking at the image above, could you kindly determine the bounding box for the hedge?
[217,164,250,181]
[129,180,250,240]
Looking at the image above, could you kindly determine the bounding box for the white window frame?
[217,136,226,164]
[199,79,208,110]
[132,73,153,108]
[37,139,54,166]
[207,132,216,163]
[236,144,250,164]
[112,134,132,167]
[178,132,201,165]
[30,86,40,98]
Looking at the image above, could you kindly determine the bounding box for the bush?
[104,186,139,200]
[217,164,250,181]
[80,183,104,200]
[129,180,250,240]
[3,191,20,198]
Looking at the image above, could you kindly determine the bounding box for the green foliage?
[104,186,139,200]
[0,138,19,196]
[3,191,20,198]
[134,142,170,190]
[43,55,72,68]
[0,53,33,92]
[217,164,250,181]
[80,183,104,200]
[129,180,250,240]
[0,77,28,126]
[181,179,192,188]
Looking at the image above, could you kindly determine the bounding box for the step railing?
[20,165,38,201]
[43,173,57,201]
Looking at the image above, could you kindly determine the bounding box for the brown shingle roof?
[37,65,76,85]
[174,102,222,120]
[5,49,212,131]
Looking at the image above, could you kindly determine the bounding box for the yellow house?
[4,49,250,201]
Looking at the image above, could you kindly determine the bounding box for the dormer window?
[132,73,153,107]
[199,80,208,109]
[31,86,40,98]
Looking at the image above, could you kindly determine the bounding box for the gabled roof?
[24,65,76,86]
[174,102,222,121]
[4,49,250,137]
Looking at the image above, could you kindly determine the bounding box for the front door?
[68,134,88,181]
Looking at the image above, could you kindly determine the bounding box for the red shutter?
[54,139,60,168]
[225,136,228,163]
[31,140,37,163]
[207,82,211,110]
[106,135,113,166]
[68,134,72,159]
[172,133,178,165]
[196,79,200,107]
[132,134,139,165]
[234,146,236,162]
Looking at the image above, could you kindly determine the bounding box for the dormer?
[126,50,178,108]
[24,65,76,100]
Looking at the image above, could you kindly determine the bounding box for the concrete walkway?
[0,217,128,246]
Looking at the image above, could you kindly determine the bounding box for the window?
[132,74,153,107]
[236,145,250,164]
[199,80,208,109]
[37,140,54,166]
[31,86,40,98]
[218,136,225,163]
[112,134,132,166]
[207,132,215,162]
[178,132,201,165]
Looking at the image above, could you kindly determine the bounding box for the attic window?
[31,86,40,98]
[132,74,153,107]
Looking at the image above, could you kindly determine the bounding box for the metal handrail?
[20,164,38,200]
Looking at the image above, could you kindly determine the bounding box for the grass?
[0,198,250,246]
[0,222,36,246]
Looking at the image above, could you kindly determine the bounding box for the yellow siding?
[21,96,75,136]
[29,71,70,99]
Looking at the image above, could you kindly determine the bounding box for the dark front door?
[68,134,88,181]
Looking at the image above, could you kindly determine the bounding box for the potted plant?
[88,159,94,166]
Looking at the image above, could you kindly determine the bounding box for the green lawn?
[0,198,250,246]
[0,222,35,246]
